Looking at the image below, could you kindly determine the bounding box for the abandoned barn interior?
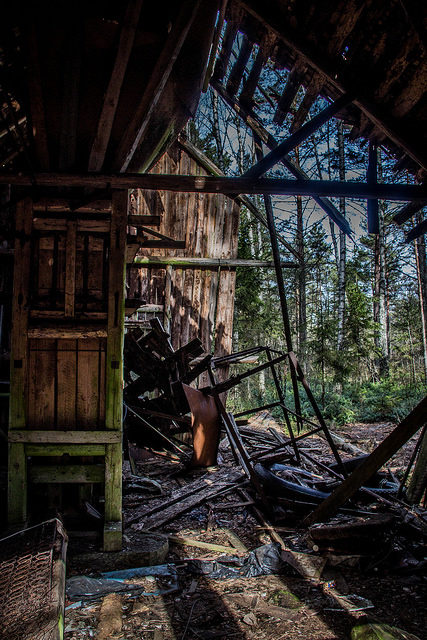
[0,1,426,639]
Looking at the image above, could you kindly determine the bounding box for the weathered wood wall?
[127,144,240,377]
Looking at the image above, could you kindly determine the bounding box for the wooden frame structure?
[8,192,128,550]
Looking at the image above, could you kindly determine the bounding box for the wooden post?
[8,197,33,524]
[64,220,77,316]
[104,190,127,550]
[306,394,427,524]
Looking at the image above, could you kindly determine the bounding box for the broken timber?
[306,394,427,524]
[0,173,425,201]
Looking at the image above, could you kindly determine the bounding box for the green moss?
[268,589,302,609]
[351,623,420,640]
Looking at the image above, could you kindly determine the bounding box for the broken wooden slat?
[133,475,244,531]
[115,0,201,172]
[1,172,426,201]
[168,535,236,554]
[226,34,253,96]
[240,48,267,106]
[88,0,144,171]
[212,19,239,83]
[273,64,304,126]
[306,394,427,524]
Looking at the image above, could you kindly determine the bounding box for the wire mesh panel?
[0,519,68,640]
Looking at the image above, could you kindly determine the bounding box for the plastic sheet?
[184,543,287,579]
[66,564,178,601]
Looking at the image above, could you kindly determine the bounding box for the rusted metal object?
[0,519,68,640]
[182,384,220,467]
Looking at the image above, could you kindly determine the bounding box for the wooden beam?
[104,190,127,550]
[128,256,299,268]
[114,0,201,172]
[243,92,353,178]
[26,444,106,456]
[393,199,427,225]
[26,26,50,169]
[202,0,229,91]
[240,48,267,106]
[29,464,105,483]
[273,64,304,126]
[1,172,424,200]
[237,0,427,172]
[27,327,108,339]
[306,394,427,525]
[405,218,427,242]
[64,220,77,316]
[88,0,144,171]
[8,430,121,443]
[212,19,239,83]
[226,34,253,96]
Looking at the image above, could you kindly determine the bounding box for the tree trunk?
[373,152,389,379]
[414,221,427,383]
[336,121,346,353]
[295,148,306,366]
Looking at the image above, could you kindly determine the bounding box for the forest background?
[189,52,427,427]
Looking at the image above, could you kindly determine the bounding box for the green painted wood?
[29,464,105,483]
[8,430,121,443]
[26,444,106,456]
[104,190,127,548]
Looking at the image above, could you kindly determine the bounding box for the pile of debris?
[123,320,427,532]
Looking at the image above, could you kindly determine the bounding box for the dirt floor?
[64,420,427,640]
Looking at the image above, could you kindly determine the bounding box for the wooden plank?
[226,34,253,96]
[27,342,56,429]
[171,268,183,350]
[58,21,82,170]
[130,257,297,268]
[114,0,201,171]
[240,47,267,106]
[65,219,77,316]
[306,394,427,525]
[8,430,121,443]
[1,172,424,201]
[163,264,172,333]
[168,535,236,554]
[212,19,238,83]
[238,2,427,172]
[29,327,107,339]
[133,475,243,531]
[33,199,112,213]
[8,197,30,524]
[26,26,50,169]
[10,197,33,430]
[30,310,108,321]
[190,268,202,341]
[8,443,27,524]
[104,190,127,547]
[273,63,304,126]
[29,464,105,483]
[77,340,101,428]
[26,444,106,456]
[88,0,144,171]
[57,339,77,427]
[202,0,229,91]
